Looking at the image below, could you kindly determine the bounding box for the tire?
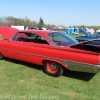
[0,52,3,60]
[43,61,63,77]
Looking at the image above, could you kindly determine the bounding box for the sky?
[0,0,100,26]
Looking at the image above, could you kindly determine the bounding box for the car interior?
[16,32,49,44]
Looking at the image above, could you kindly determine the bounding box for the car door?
[8,40,28,61]
[0,39,27,61]
[2,32,29,61]
[26,35,51,65]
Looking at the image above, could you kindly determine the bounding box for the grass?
[0,34,100,100]
[0,58,100,100]
[68,33,84,39]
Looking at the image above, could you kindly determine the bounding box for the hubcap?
[50,63,57,70]
[46,62,58,74]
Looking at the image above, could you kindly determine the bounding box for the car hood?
[79,28,92,36]
[71,39,99,47]
[76,36,95,40]
[0,26,18,39]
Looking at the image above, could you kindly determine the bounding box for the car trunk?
[71,40,100,53]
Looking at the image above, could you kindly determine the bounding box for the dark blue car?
[76,28,100,42]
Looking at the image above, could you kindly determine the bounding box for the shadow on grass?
[63,70,96,82]
[4,58,96,81]
[4,58,42,70]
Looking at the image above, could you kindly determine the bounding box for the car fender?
[42,58,70,70]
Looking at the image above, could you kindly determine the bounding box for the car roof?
[0,26,56,39]
[19,30,56,37]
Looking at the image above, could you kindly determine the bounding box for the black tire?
[0,52,3,60]
[43,61,63,77]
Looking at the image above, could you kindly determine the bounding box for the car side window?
[33,35,49,44]
[13,32,49,44]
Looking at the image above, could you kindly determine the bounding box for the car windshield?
[87,32,93,36]
[48,32,78,46]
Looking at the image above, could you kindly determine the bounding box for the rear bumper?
[62,60,100,73]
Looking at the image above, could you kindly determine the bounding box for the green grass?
[0,35,3,40]
[68,33,84,39]
[0,34,100,100]
[0,59,100,100]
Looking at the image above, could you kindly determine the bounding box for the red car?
[0,26,100,77]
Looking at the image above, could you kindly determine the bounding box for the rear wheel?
[0,52,3,60]
[43,61,63,77]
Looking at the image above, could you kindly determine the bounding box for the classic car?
[76,28,100,42]
[0,26,100,77]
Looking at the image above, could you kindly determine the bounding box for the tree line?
[0,16,56,29]
[0,16,100,29]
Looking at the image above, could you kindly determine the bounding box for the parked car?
[76,28,100,42]
[0,26,100,77]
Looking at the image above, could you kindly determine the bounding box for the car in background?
[0,26,100,77]
[76,28,100,42]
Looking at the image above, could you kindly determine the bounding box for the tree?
[38,17,44,28]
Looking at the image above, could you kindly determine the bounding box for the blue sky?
[0,0,100,26]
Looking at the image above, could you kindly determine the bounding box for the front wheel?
[43,61,63,77]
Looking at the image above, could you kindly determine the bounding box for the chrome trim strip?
[61,60,100,73]
[0,48,100,73]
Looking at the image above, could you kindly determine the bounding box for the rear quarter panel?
[26,43,99,67]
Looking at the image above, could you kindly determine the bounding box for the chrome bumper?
[62,60,100,73]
